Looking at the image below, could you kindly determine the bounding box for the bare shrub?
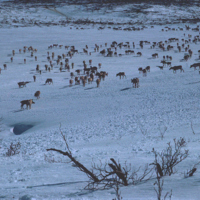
[84,159,153,190]
[5,142,21,156]
[112,177,123,200]
[139,125,147,136]
[154,177,172,200]
[151,137,189,176]
[46,126,153,190]
[159,126,167,140]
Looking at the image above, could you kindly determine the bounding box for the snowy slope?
[0,2,200,200]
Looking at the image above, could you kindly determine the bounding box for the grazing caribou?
[82,79,86,87]
[146,66,150,72]
[152,53,158,58]
[75,77,79,84]
[96,79,101,87]
[184,54,190,61]
[190,63,200,70]
[34,91,40,99]
[69,79,73,86]
[169,65,184,73]
[75,69,81,75]
[131,78,139,88]
[116,72,126,79]
[138,67,143,73]
[20,99,35,109]
[137,52,142,56]
[98,63,102,68]
[88,78,93,84]
[70,72,74,78]
[18,81,28,88]
[142,69,147,77]
[157,66,164,70]
[45,78,53,85]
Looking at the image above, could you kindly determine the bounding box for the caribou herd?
[1,24,200,110]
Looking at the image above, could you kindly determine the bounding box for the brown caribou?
[18,81,28,88]
[169,65,184,73]
[20,99,35,109]
[116,72,126,79]
[96,79,101,87]
[34,91,41,99]
[45,78,53,84]
[131,78,139,88]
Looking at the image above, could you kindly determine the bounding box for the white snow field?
[0,1,200,200]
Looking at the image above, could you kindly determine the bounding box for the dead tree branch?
[184,161,200,177]
[46,148,99,182]
[47,126,154,191]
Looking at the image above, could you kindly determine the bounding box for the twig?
[191,121,195,135]
[59,123,71,155]
[159,126,167,139]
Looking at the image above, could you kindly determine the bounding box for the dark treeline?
[2,0,198,8]
[8,0,200,5]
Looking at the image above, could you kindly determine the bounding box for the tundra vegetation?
[46,127,198,199]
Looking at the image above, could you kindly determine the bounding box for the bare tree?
[151,137,189,176]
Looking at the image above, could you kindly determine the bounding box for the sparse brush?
[47,125,153,191]
[112,177,123,200]
[139,125,148,136]
[154,177,172,200]
[159,126,167,140]
[151,137,189,176]
[5,142,21,156]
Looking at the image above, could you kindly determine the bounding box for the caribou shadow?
[120,87,132,91]
[13,109,25,113]
[186,81,200,85]
[84,87,95,90]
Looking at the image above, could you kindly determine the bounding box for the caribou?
[131,78,139,88]
[169,65,184,73]
[116,72,126,79]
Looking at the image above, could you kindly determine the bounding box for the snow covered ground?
[0,1,200,200]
